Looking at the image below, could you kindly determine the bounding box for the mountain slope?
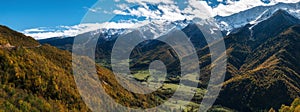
[213,10,300,111]
[0,25,89,111]
[0,25,161,111]
[217,25,300,111]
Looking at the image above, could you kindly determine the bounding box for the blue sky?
[0,0,98,31]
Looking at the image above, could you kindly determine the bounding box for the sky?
[0,0,220,31]
[0,0,98,31]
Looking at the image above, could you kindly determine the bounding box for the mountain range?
[1,0,300,111]
[37,7,300,111]
[23,1,300,40]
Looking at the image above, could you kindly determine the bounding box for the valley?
[38,9,300,111]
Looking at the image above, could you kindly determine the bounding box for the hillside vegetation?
[0,25,161,111]
[270,98,300,112]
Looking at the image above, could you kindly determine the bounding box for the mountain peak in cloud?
[23,0,300,39]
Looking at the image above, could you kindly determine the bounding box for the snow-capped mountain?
[215,2,300,33]
[23,0,300,40]
[135,19,190,39]
[91,19,190,40]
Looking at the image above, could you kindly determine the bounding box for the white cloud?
[84,7,102,13]
[116,3,128,9]
[182,0,214,19]
[93,0,300,23]
[210,0,300,16]
[24,28,46,33]
[157,4,186,21]
[274,0,300,3]
[125,0,174,4]
[113,10,129,15]
[112,1,188,21]
[103,10,111,14]
[24,21,151,39]
[128,7,163,19]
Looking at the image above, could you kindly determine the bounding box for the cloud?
[182,0,214,19]
[210,0,300,16]
[103,10,111,14]
[90,0,300,22]
[157,4,186,21]
[84,7,102,13]
[113,10,129,15]
[24,0,300,39]
[274,0,300,3]
[125,0,175,4]
[23,21,151,39]
[112,0,218,21]
[24,23,107,39]
[112,1,188,21]
[129,7,162,19]
[116,3,128,9]
[24,28,46,33]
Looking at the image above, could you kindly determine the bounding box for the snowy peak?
[216,2,300,33]
[137,19,190,39]
[209,0,300,17]
[235,9,300,41]
[271,9,300,20]
[251,9,300,33]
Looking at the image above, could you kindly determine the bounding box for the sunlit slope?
[0,25,161,111]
